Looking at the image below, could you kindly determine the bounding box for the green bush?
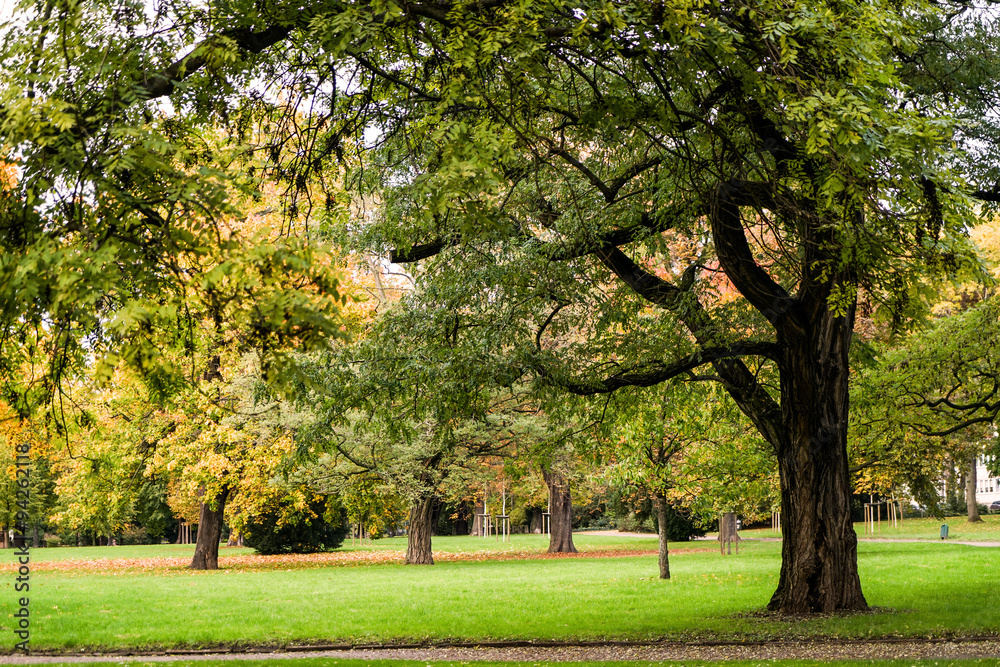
[244,498,349,555]
[657,505,706,542]
[119,525,152,545]
[616,513,646,533]
[508,505,530,528]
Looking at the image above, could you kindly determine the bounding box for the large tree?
[344,0,986,614]
[4,0,998,612]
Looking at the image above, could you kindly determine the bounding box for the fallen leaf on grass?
[0,546,693,576]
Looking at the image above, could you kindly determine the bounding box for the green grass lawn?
[13,539,999,652]
[31,517,999,565]
[339,532,665,553]
[851,514,1000,541]
[736,514,1000,542]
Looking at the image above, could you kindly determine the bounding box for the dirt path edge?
[4,636,1000,664]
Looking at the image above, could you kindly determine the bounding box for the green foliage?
[5,0,1000,610]
[591,381,779,526]
[119,525,154,546]
[850,296,1000,504]
[0,0,349,421]
[243,496,348,555]
[657,504,706,542]
[508,504,530,529]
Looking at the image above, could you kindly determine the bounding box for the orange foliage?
[0,161,16,190]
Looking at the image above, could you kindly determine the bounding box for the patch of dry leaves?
[0,546,694,576]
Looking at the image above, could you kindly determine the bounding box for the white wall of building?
[975,456,1000,507]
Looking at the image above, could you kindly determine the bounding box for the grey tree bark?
[543,469,577,553]
[966,452,982,523]
[654,494,670,579]
[405,495,436,564]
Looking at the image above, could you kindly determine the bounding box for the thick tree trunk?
[543,470,577,553]
[767,311,867,614]
[405,495,435,564]
[966,453,982,523]
[529,509,542,534]
[654,493,670,579]
[190,487,229,570]
[593,204,867,613]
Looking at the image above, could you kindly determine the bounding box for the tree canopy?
[4,0,1000,613]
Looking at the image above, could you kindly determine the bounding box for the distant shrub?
[509,505,529,528]
[657,505,706,542]
[120,525,152,545]
[244,498,348,555]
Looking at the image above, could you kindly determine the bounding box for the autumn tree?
[300,388,559,563]
[0,3,349,514]
[0,405,55,548]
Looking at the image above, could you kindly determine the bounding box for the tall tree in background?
[599,380,779,579]
[852,297,1000,515]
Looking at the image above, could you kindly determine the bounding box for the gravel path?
[590,530,1000,547]
[5,639,1000,664]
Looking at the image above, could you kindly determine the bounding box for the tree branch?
[535,341,778,396]
[135,24,294,103]
[710,180,795,326]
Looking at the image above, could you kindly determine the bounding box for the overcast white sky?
[0,0,16,24]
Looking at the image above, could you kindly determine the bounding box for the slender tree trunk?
[654,493,670,580]
[454,501,469,536]
[405,495,435,564]
[767,310,867,613]
[543,469,577,553]
[430,498,442,536]
[471,502,484,536]
[966,452,982,523]
[190,487,229,570]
